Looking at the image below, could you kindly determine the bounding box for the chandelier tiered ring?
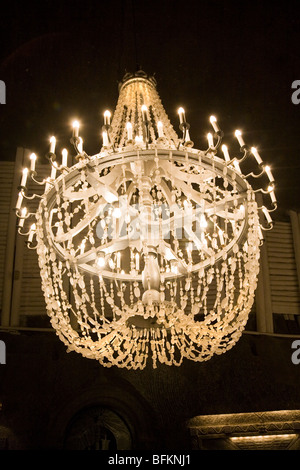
[15,71,276,369]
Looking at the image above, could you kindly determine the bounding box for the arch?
[44,378,158,450]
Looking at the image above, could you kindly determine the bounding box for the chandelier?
[15,71,277,369]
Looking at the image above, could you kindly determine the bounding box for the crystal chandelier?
[15,71,277,369]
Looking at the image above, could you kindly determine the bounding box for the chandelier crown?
[14,70,277,369]
[110,70,180,150]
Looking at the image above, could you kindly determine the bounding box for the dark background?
[0,0,300,213]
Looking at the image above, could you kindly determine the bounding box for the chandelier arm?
[21,191,43,200]
[243,168,265,179]
[31,173,53,186]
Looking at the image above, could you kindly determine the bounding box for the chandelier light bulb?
[116,252,121,270]
[62,148,68,167]
[16,192,23,210]
[72,120,80,137]
[157,121,164,138]
[28,223,36,243]
[135,252,140,271]
[80,239,86,255]
[18,207,27,228]
[262,206,272,224]
[49,136,56,154]
[207,132,214,148]
[126,122,133,140]
[112,207,122,218]
[251,147,263,165]
[141,105,148,121]
[135,135,143,144]
[30,153,37,173]
[20,168,28,188]
[233,160,241,173]
[235,129,245,147]
[218,228,225,245]
[200,214,208,229]
[96,252,106,268]
[102,131,109,147]
[177,107,186,124]
[104,110,111,126]
[210,115,220,133]
[221,144,231,162]
[78,137,83,153]
[264,165,274,182]
[50,162,57,180]
[268,186,276,203]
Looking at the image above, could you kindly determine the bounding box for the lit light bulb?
[235,129,245,147]
[28,223,36,243]
[20,168,28,188]
[50,162,57,180]
[210,115,220,133]
[62,148,68,167]
[177,107,186,124]
[97,253,106,268]
[200,214,208,229]
[72,120,80,137]
[141,105,148,121]
[126,122,133,140]
[233,160,241,173]
[207,133,214,148]
[18,207,27,228]
[116,252,121,269]
[78,137,83,153]
[30,153,37,172]
[135,135,143,144]
[135,252,140,271]
[262,206,272,224]
[264,165,274,183]
[108,258,115,270]
[251,147,263,165]
[102,131,109,147]
[50,136,56,154]
[80,239,86,255]
[157,121,164,138]
[268,185,276,203]
[112,207,121,218]
[218,228,225,245]
[221,144,231,162]
[170,260,178,274]
[104,110,111,126]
